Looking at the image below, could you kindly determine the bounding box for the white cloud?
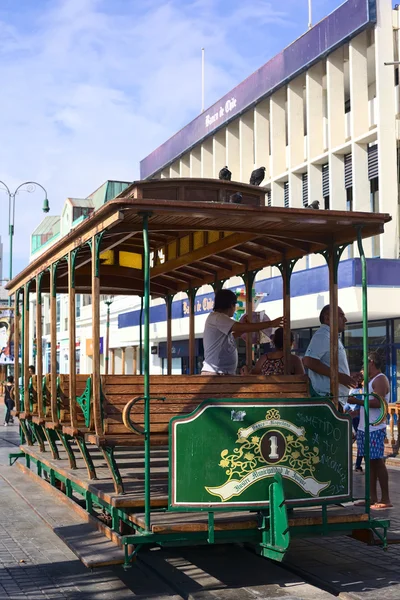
[0,0,338,276]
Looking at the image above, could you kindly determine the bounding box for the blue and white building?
[29,0,400,402]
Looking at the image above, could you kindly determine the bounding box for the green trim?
[277,259,298,294]
[42,428,60,460]
[37,272,44,304]
[100,446,124,495]
[320,245,348,284]
[76,377,92,428]
[258,473,289,562]
[56,431,77,469]
[70,248,79,288]
[21,289,25,408]
[142,212,151,530]
[356,227,370,516]
[76,438,97,480]
[94,231,105,277]
[30,423,45,452]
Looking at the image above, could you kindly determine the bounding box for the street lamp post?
[104,296,114,375]
[0,181,50,305]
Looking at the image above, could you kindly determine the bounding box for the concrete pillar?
[201,138,213,178]
[170,161,180,177]
[306,62,324,159]
[271,180,284,207]
[226,119,240,181]
[349,31,369,139]
[190,147,201,177]
[254,100,270,178]
[288,172,303,208]
[239,112,254,183]
[180,154,190,177]
[308,163,323,205]
[212,129,227,178]
[329,153,346,211]
[327,47,345,148]
[375,0,398,259]
[270,88,286,177]
[287,77,305,168]
[352,142,372,257]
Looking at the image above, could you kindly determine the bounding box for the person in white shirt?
[351,351,392,510]
[303,305,357,401]
[201,289,284,375]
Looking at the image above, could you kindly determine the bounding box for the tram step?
[0,463,125,568]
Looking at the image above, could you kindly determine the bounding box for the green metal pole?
[142,213,151,532]
[139,296,144,375]
[8,192,14,307]
[20,289,25,411]
[356,228,370,516]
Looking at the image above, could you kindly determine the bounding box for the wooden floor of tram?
[21,442,368,532]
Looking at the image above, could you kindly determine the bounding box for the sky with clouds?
[0,0,349,275]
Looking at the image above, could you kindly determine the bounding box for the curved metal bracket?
[70,248,79,289]
[94,231,106,277]
[320,245,348,285]
[369,392,388,427]
[122,395,166,435]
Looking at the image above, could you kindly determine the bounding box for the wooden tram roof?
[7,179,391,297]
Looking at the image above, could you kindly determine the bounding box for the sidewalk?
[0,426,178,599]
[285,468,400,599]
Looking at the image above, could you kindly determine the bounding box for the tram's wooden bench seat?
[86,374,310,448]
[30,374,90,428]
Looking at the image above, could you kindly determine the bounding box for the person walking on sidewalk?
[3,375,15,426]
[352,352,392,510]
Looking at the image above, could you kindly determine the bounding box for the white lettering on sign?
[205,97,237,128]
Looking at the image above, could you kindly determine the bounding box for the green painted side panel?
[169,399,351,510]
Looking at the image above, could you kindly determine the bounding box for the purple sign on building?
[140,0,376,179]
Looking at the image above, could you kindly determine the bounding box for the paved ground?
[1,419,400,599]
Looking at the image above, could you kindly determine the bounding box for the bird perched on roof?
[306,200,320,210]
[219,166,232,181]
[250,167,266,186]
[228,192,242,204]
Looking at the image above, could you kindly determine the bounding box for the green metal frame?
[142,212,151,531]
[357,228,371,516]
[76,377,92,428]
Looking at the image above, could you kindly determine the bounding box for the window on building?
[82,295,92,307]
[368,144,378,180]
[76,295,81,318]
[284,182,289,208]
[322,164,329,209]
[56,295,61,332]
[64,317,68,332]
[346,188,354,258]
[302,173,308,207]
[72,207,94,222]
[370,178,380,257]
[346,187,353,211]
[344,153,352,189]
[344,320,387,348]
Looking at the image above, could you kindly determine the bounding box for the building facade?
[28,0,400,402]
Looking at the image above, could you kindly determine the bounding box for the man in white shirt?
[303,305,357,401]
[202,289,284,375]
